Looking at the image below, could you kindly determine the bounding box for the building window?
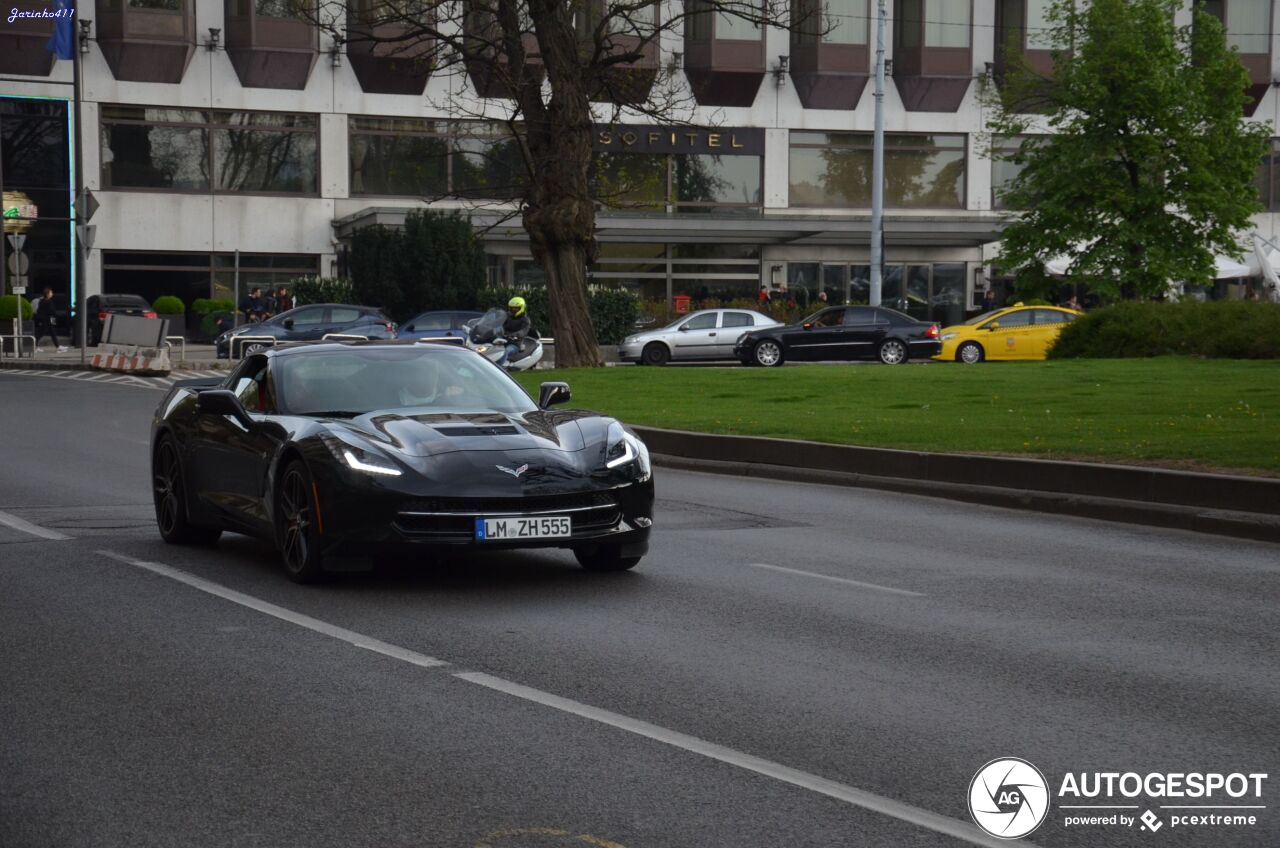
[590,151,763,213]
[101,106,318,195]
[1025,0,1059,48]
[101,251,320,307]
[1254,138,1280,211]
[348,117,525,200]
[990,135,1037,210]
[925,0,970,48]
[788,131,966,209]
[795,0,867,45]
[1204,0,1272,55]
[686,0,761,41]
[895,0,921,49]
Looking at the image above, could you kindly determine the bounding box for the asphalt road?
[1,372,1277,848]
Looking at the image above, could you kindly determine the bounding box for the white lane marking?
[746,562,924,597]
[95,550,1003,847]
[455,671,1018,847]
[0,509,71,541]
[96,550,449,669]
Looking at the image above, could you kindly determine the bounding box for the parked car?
[215,303,396,358]
[734,305,941,367]
[396,310,483,342]
[619,308,783,365]
[86,294,156,346]
[934,304,1083,363]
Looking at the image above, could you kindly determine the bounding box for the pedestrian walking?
[33,288,67,353]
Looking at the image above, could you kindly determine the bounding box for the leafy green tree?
[350,211,486,321]
[987,0,1269,300]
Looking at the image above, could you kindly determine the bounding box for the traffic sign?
[6,250,30,276]
[12,286,26,295]
[74,189,99,224]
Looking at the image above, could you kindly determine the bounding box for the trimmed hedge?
[152,295,185,315]
[1049,301,1280,359]
[291,276,356,306]
[0,297,34,321]
[477,287,640,345]
[191,298,235,316]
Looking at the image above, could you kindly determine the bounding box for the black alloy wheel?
[641,343,671,366]
[277,461,325,583]
[153,436,221,545]
[878,339,908,365]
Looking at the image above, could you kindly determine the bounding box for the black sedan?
[151,342,653,581]
[734,305,941,366]
[215,303,396,358]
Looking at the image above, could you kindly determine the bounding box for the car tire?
[641,343,671,366]
[276,460,326,584]
[878,339,908,365]
[957,341,984,364]
[574,545,642,572]
[153,435,221,546]
[753,340,785,367]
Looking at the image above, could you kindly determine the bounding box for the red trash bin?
[673,294,692,314]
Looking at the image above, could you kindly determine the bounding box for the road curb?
[636,428,1280,543]
[0,358,224,372]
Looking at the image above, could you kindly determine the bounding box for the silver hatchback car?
[619,308,783,365]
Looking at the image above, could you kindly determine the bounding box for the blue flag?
[45,0,76,61]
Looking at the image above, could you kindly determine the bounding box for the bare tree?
[312,0,811,366]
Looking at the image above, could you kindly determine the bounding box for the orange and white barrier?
[91,343,172,375]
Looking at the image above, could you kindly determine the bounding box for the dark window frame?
[788,130,968,209]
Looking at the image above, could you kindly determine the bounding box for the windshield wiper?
[295,410,363,419]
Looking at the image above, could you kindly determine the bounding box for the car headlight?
[474,344,490,354]
[341,447,402,477]
[940,332,958,341]
[604,421,650,475]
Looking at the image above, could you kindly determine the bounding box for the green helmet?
[508,296,527,317]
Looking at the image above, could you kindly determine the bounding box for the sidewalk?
[0,343,225,371]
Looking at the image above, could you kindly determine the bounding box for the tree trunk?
[538,240,602,367]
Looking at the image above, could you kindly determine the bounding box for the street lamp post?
[869,0,886,307]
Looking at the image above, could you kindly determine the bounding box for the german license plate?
[476,515,571,540]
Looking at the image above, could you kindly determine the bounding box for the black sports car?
[151,342,653,581]
[734,305,942,366]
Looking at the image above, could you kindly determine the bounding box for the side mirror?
[987,322,1000,330]
[197,389,256,429]
[538,381,571,409]
[677,324,689,332]
[283,319,294,330]
[803,322,814,330]
[405,323,414,331]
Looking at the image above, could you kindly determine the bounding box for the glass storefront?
[102,251,319,307]
[1,96,72,308]
[798,261,967,324]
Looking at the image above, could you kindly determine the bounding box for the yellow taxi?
[934,303,1084,363]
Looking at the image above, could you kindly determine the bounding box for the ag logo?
[968,758,1050,839]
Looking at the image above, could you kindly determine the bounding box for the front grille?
[395,492,620,539]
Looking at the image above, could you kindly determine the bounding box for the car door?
[1029,309,1075,358]
[839,307,890,360]
[323,305,371,338]
[980,308,1035,359]
[188,355,282,531]
[670,312,720,359]
[716,311,757,358]
[276,306,330,341]
[786,308,848,360]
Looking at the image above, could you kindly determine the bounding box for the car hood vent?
[434,425,519,436]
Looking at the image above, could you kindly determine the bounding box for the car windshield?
[963,309,1007,326]
[275,347,537,416]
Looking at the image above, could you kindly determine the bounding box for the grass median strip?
[516,358,1280,475]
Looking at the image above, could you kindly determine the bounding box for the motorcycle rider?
[499,296,532,366]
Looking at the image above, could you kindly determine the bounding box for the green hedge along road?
[515,358,1280,476]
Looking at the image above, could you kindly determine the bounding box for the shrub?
[191,298,234,316]
[348,211,486,321]
[291,276,356,306]
[152,295,185,315]
[0,297,34,321]
[1049,301,1280,359]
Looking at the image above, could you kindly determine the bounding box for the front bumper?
[314,476,654,557]
[617,342,643,362]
